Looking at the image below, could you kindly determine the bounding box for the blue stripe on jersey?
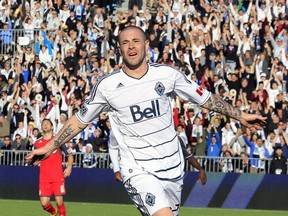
[149,62,162,67]
[132,99,174,137]
[127,134,178,149]
[149,63,192,84]
[134,148,180,161]
[154,161,182,173]
[155,174,183,181]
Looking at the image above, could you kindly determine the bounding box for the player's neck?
[123,62,148,79]
[42,132,53,140]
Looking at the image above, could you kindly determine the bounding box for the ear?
[145,39,150,52]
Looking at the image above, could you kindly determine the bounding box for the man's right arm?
[50,115,87,151]
[26,115,87,164]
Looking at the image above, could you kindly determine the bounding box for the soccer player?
[26,26,266,216]
[35,119,73,216]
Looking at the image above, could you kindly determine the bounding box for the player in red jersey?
[34,119,73,216]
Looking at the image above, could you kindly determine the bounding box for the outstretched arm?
[26,115,87,165]
[201,94,266,132]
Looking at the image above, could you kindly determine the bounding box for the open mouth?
[128,52,137,57]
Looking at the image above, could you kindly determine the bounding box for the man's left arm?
[174,71,265,131]
[201,94,266,132]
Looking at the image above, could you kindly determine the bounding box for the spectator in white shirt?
[39,45,52,67]
[59,4,70,22]
[23,15,34,41]
[47,10,60,30]
[13,117,28,141]
[177,124,188,148]
[222,122,235,146]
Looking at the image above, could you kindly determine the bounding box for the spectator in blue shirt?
[0,23,12,45]
[244,135,270,174]
[272,130,288,159]
[206,125,222,172]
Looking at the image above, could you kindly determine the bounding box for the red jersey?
[35,138,64,183]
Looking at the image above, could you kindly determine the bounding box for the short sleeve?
[173,70,211,105]
[75,82,110,124]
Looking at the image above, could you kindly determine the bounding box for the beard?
[42,128,53,134]
[122,51,146,70]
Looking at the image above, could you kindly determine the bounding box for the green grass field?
[0,199,287,216]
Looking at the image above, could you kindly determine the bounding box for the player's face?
[118,28,149,70]
[41,120,53,133]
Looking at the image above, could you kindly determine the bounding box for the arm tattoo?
[203,94,242,120]
[54,124,84,147]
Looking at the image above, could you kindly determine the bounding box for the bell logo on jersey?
[130,100,161,122]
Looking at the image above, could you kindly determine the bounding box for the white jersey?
[75,63,210,182]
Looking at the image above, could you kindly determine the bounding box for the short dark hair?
[117,26,147,43]
[42,118,53,126]
[15,134,21,139]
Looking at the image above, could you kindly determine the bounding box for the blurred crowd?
[0,0,288,174]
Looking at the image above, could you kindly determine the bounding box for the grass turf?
[0,199,287,216]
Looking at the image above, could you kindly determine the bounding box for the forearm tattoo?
[203,94,242,120]
[54,124,76,147]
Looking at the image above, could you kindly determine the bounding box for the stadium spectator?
[0,135,12,165]
[0,104,12,143]
[219,145,235,173]
[0,22,12,46]
[82,143,98,168]
[235,152,250,174]
[35,119,73,216]
[176,124,188,148]
[229,127,247,157]
[12,110,28,140]
[11,133,28,165]
[191,116,203,154]
[82,122,96,141]
[221,121,236,146]
[206,125,222,172]
[270,146,287,175]
[272,130,288,159]
[56,113,69,134]
[87,127,105,153]
[244,135,271,174]
[195,127,207,157]
[10,101,24,134]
